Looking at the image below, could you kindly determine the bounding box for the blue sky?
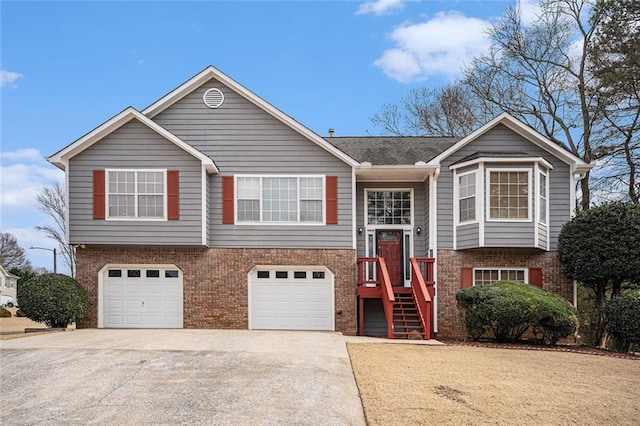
[1,0,530,272]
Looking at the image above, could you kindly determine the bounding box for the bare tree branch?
[35,182,76,277]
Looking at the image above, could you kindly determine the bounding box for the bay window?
[487,169,530,220]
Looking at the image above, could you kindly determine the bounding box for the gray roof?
[325,136,459,166]
[453,151,534,165]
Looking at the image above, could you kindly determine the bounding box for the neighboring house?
[48,66,592,338]
[0,265,19,300]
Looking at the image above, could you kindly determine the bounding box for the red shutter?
[167,170,179,220]
[222,176,234,224]
[461,267,473,289]
[529,268,543,288]
[326,176,338,224]
[93,170,105,219]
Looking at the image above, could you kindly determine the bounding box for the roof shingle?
[325,136,459,165]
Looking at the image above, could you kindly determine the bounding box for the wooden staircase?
[392,291,426,339]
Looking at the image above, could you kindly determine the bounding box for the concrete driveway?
[0,329,366,425]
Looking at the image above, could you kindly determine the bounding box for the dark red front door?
[377,230,402,286]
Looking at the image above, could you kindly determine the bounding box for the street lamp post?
[29,246,57,273]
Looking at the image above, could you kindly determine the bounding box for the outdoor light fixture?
[416,227,422,235]
[358,227,364,235]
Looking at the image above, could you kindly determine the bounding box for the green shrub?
[0,307,11,318]
[605,290,640,352]
[16,309,26,317]
[456,281,578,344]
[17,273,88,328]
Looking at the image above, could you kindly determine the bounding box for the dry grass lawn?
[348,343,640,426]
[0,308,74,340]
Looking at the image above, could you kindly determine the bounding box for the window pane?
[109,195,135,217]
[367,191,411,225]
[300,200,322,222]
[489,171,529,219]
[137,172,163,194]
[238,177,260,199]
[238,200,260,222]
[263,178,297,222]
[300,177,323,199]
[138,195,163,217]
[539,173,547,223]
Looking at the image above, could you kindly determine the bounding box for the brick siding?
[76,247,357,335]
[436,248,572,338]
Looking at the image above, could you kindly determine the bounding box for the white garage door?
[249,267,334,331]
[102,266,183,328]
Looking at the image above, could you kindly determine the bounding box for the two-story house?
[48,66,591,338]
[0,265,19,301]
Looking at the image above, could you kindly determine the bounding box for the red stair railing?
[410,257,436,339]
[378,258,396,339]
[356,257,396,339]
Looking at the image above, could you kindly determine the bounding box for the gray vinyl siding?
[153,78,353,249]
[68,119,203,245]
[538,223,548,250]
[457,223,479,249]
[438,124,571,251]
[355,182,426,257]
[484,222,535,246]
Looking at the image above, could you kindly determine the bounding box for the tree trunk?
[594,284,606,346]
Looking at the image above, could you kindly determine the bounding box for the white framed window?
[538,170,548,224]
[457,171,477,223]
[366,190,412,225]
[473,268,528,286]
[236,175,324,224]
[106,169,166,220]
[486,169,531,221]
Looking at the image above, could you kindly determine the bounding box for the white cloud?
[0,152,64,211]
[1,70,24,88]
[518,0,542,26]
[0,149,66,273]
[374,11,491,82]
[1,148,42,162]
[356,0,404,16]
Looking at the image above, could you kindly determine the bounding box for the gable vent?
[203,88,224,109]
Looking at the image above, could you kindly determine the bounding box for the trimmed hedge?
[456,281,578,344]
[605,290,640,352]
[0,307,11,318]
[17,273,88,328]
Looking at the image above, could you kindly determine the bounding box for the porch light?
[358,227,364,235]
[416,227,422,235]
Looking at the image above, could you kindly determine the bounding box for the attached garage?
[249,266,334,331]
[100,265,183,328]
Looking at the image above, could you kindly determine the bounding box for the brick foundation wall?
[436,248,572,339]
[76,247,357,335]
